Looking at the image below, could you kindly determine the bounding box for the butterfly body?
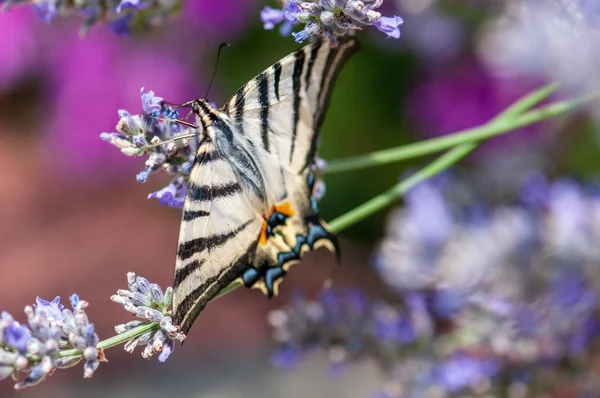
[173,38,359,335]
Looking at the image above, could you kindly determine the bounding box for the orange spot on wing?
[259,219,268,246]
[274,201,295,217]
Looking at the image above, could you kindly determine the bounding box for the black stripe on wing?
[273,61,282,101]
[188,182,242,202]
[304,40,323,90]
[257,72,271,152]
[233,90,245,134]
[173,259,204,290]
[182,210,210,221]
[177,219,254,261]
[289,48,306,163]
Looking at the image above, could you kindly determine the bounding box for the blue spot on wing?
[265,267,286,298]
[242,267,259,287]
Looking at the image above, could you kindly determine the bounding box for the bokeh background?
[2,0,600,397]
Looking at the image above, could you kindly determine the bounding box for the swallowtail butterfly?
[173,37,359,335]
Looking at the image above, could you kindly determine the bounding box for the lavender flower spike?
[261,6,286,29]
[101,89,200,208]
[140,87,164,115]
[3,0,179,36]
[111,272,185,361]
[261,0,403,46]
[1,295,103,389]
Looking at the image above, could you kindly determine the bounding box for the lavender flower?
[1,0,181,35]
[261,0,403,46]
[100,88,201,209]
[111,272,185,361]
[0,295,103,389]
[269,175,600,396]
[477,0,600,99]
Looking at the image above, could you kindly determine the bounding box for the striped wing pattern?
[172,38,359,335]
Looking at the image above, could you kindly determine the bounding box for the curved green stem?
[56,322,159,359]
[325,85,594,174]
[328,143,477,233]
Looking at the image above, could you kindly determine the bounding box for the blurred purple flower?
[271,346,303,369]
[519,172,550,208]
[407,59,547,154]
[578,0,600,29]
[372,305,416,344]
[2,0,179,34]
[0,9,39,92]
[374,16,403,39]
[108,14,134,36]
[183,0,257,38]
[399,8,463,64]
[434,353,499,392]
[549,271,596,315]
[33,0,58,22]
[44,32,199,179]
[403,180,453,247]
[261,5,286,29]
[116,0,146,14]
[3,315,31,354]
[430,289,466,320]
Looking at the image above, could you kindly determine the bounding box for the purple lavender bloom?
[404,180,452,247]
[108,14,134,36]
[283,1,301,23]
[519,172,550,209]
[372,306,416,344]
[33,0,58,22]
[569,316,600,355]
[271,346,303,369]
[148,181,187,209]
[261,5,286,29]
[111,272,185,361]
[158,340,174,363]
[578,0,600,29]
[374,16,403,39]
[140,87,164,114]
[1,295,103,388]
[430,289,466,320]
[35,296,65,322]
[262,0,403,46]
[269,174,600,396]
[116,0,146,14]
[3,316,31,354]
[2,0,181,34]
[549,272,596,315]
[434,353,499,392]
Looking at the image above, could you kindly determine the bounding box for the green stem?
[56,322,159,359]
[325,86,592,174]
[328,143,477,233]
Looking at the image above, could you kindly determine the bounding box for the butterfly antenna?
[204,42,231,100]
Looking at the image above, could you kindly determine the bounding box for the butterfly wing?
[173,136,264,335]
[172,38,359,335]
[222,37,359,296]
[223,37,359,175]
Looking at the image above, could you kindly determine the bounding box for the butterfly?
[172,37,359,335]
